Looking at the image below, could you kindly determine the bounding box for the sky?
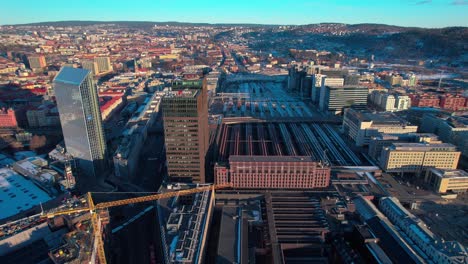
[1,0,467,28]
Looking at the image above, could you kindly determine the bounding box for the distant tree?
[29,135,47,150]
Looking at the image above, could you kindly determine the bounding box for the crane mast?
[42,183,231,264]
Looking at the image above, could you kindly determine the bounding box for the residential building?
[395,95,411,111]
[381,94,396,112]
[311,74,325,103]
[94,56,113,73]
[319,85,369,114]
[28,55,46,71]
[0,108,18,128]
[161,83,209,183]
[215,156,331,189]
[26,104,60,127]
[369,92,411,112]
[54,67,107,187]
[385,75,403,86]
[379,142,460,173]
[439,95,466,111]
[81,60,99,75]
[409,94,440,108]
[425,168,468,194]
[342,108,418,146]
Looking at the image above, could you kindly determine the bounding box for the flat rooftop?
[217,206,241,264]
[390,142,458,151]
[349,109,409,125]
[0,168,52,220]
[229,155,318,163]
[165,89,199,98]
[54,67,90,86]
[429,168,468,178]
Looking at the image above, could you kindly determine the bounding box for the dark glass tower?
[161,82,209,183]
[54,67,107,187]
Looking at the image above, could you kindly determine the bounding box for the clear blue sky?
[2,0,467,28]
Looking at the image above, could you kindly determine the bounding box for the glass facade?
[54,67,107,182]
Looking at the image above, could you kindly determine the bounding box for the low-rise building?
[439,95,466,111]
[420,115,468,158]
[26,103,60,127]
[343,108,418,146]
[0,108,19,128]
[424,168,468,193]
[379,142,460,173]
[113,91,162,179]
[379,197,468,264]
[215,156,331,189]
[0,167,53,220]
[157,184,214,264]
[368,133,440,161]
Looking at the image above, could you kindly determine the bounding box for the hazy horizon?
[2,0,467,28]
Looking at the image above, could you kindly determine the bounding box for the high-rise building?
[94,56,113,73]
[161,82,209,183]
[81,60,99,76]
[319,85,369,114]
[28,55,46,71]
[54,67,107,186]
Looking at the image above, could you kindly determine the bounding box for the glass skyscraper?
[54,67,107,186]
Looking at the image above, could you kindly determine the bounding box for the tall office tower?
[81,60,99,76]
[94,56,113,73]
[161,82,209,183]
[54,67,107,187]
[28,55,46,71]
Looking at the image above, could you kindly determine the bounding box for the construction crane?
[42,183,232,264]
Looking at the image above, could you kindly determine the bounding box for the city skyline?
[2,0,468,28]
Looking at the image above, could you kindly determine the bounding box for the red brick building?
[439,95,466,111]
[0,108,18,128]
[215,156,331,189]
[409,94,440,107]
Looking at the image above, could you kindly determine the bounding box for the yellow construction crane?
[42,183,231,264]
